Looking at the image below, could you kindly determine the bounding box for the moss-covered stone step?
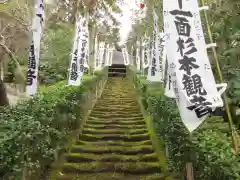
[82,128,148,135]
[76,139,152,147]
[87,116,144,121]
[98,96,138,100]
[51,78,170,180]
[85,119,145,126]
[71,144,154,155]
[57,172,169,180]
[56,172,168,180]
[99,96,136,100]
[93,105,141,111]
[96,100,138,105]
[64,153,158,163]
[83,123,146,130]
[89,112,143,118]
[91,108,141,114]
[78,133,150,142]
[96,102,139,106]
[61,162,161,174]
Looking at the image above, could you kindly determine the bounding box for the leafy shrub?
[128,68,240,180]
[0,68,107,179]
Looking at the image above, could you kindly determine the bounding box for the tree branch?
[0,35,26,81]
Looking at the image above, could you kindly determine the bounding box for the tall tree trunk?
[0,77,9,106]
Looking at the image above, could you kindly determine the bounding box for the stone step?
[92,106,141,112]
[76,139,152,147]
[89,112,143,118]
[83,123,146,130]
[64,152,158,163]
[87,116,143,121]
[71,144,154,155]
[82,128,148,135]
[61,162,161,175]
[91,108,141,114]
[56,172,168,180]
[85,119,145,126]
[79,133,150,142]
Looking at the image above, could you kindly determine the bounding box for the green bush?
[128,69,240,180]
[0,68,107,179]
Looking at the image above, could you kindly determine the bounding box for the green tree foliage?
[39,23,74,84]
[207,0,240,77]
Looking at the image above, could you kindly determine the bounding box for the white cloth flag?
[109,47,113,66]
[142,39,150,69]
[163,0,225,132]
[26,0,44,96]
[147,11,163,82]
[84,48,89,69]
[99,42,105,68]
[84,25,89,69]
[136,45,141,71]
[94,35,99,69]
[105,44,110,66]
[130,46,134,65]
[68,17,84,86]
[122,46,130,65]
[158,32,167,82]
[77,19,88,84]
[107,45,112,66]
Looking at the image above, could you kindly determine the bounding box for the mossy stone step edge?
[76,140,152,146]
[64,152,158,163]
[82,128,148,135]
[71,145,154,155]
[83,124,146,129]
[85,120,145,126]
[96,102,139,106]
[98,97,137,100]
[91,109,141,114]
[79,133,150,142]
[95,99,138,106]
[88,116,144,121]
[61,162,161,174]
[92,106,141,111]
[89,112,143,118]
[55,172,168,180]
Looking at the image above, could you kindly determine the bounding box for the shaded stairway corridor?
[54,77,168,180]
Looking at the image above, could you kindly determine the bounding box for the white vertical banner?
[83,21,89,69]
[109,46,113,66]
[136,42,141,71]
[164,59,176,98]
[84,48,89,69]
[26,0,44,96]
[163,0,225,132]
[77,18,88,84]
[99,41,105,68]
[105,44,110,66]
[158,32,167,82]
[142,38,150,69]
[147,11,163,82]
[122,46,130,65]
[130,46,134,65]
[94,35,99,69]
[68,17,83,86]
[107,45,112,66]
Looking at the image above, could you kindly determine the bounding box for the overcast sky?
[113,0,146,45]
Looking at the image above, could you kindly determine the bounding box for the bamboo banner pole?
[200,0,238,153]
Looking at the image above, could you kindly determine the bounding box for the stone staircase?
[53,77,169,180]
[108,64,126,77]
